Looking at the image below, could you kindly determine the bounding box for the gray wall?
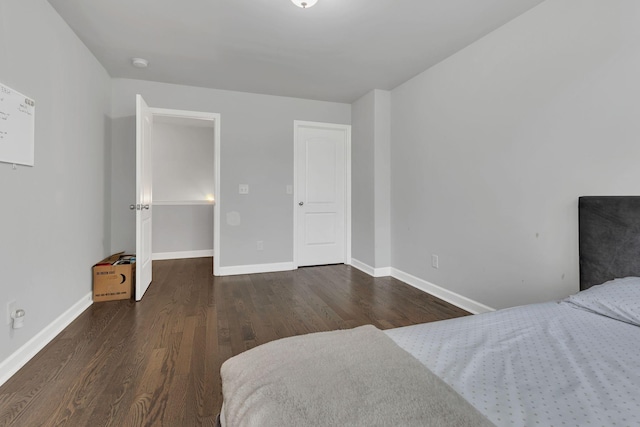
[390,0,640,309]
[152,205,213,254]
[0,0,111,362]
[152,122,215,203]
[373,90,391,269]
[5,0,637,375]
[351,90,391,271]
[351,92,376,267]
[110,78,351,267]
[151,122,214,256]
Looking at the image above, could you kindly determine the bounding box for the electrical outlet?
[431,255,439,269]
[6,300,16,325]
[257,240,264,251]
[239,184,249,194]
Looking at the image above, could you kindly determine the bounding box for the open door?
[135,94,153,300]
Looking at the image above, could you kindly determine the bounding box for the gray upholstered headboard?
[579,196,640,290]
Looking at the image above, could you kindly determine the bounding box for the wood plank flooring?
[0,258,469,426]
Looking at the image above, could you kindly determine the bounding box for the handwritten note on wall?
[0,82,35,166]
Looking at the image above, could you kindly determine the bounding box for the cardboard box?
[93,252,136,302]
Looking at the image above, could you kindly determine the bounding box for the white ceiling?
[47,0,545,103]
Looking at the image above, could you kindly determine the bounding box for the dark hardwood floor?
[0,258,469,426]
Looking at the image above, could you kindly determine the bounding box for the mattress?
[386,301,640,427]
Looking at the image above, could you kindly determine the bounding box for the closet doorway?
[135,97,221,301]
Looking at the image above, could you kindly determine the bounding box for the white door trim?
[293,120,351,268]
[149,107,221,276]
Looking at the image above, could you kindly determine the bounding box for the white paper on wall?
[0,82,35,166]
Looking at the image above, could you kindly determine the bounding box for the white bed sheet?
[385,301,640,427]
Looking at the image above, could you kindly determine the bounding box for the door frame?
[149,107,221,276]
[292,120,351,268]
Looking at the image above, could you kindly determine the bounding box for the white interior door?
[295,122,350,267]
[135,94,153,300]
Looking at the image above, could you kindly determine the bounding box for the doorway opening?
[150,108,221,275]
[136,97,221,300]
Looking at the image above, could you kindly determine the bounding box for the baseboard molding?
[350,259,391,278]
[152,250,213,261]
[350,260,493,314]
[390,268,494,315]
[218,262,296,276]
[0,292,93,387]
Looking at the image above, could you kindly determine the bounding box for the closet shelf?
[153,200,215,206]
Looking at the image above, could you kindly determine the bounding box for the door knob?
[130,204,150,210]
[299,202,304,206]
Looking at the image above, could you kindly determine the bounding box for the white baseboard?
[350,260,493,314]
[390,268,494,315]
[152,250,213,261]
[218,262,296,276]
[350,259,391,278]
[0,292,93,387]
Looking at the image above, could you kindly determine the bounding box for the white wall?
[111,78,351,268]
[0,0,111,366]
[390,0,640,310]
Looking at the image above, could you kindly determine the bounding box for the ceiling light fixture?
[131,57,149,68]
[291,0,318,8]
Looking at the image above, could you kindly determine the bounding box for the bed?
[219,196,640,426]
